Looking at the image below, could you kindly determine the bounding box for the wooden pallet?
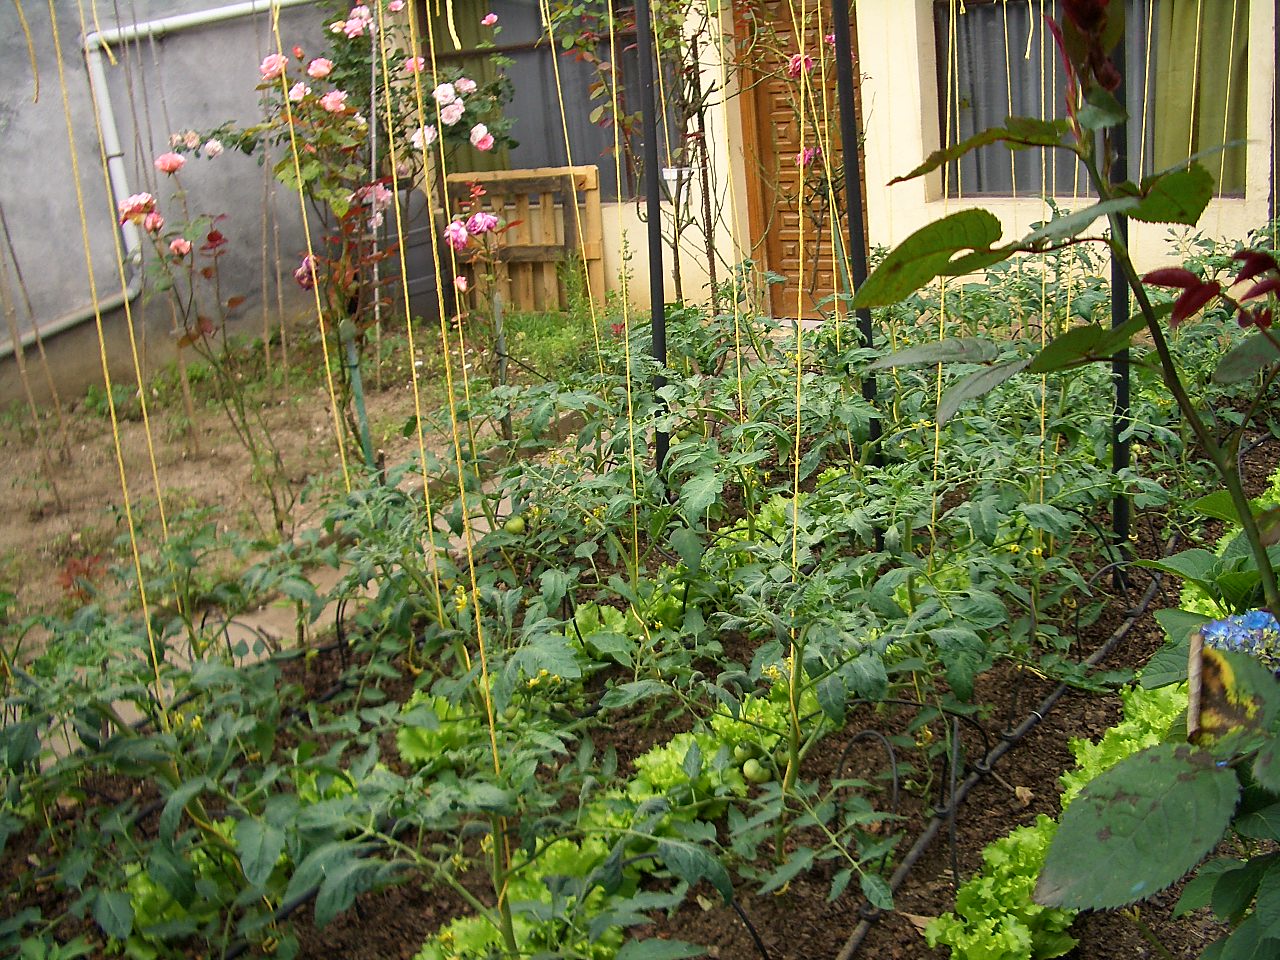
[443,165,604,312]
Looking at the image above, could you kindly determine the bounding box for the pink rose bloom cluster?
[289,81,311,102]
[294,254,319,290]
[354,181,395,229]
[320,89,349,113]
[118,192,156,225]
[466,211,499,234]
[469,123,494,151]
[169,237,192,257]
[260,53,288,80]
[481,12,498,26]
[453,275,469,292]
[169,130,201,149]
[154,152,185,175]
[443,219,469,251]
[331,4,373,38]
[456,76,477,95]
[440,101,464,126]
[403,56,425,74]
[410,124,438,151]
[796,145,821,168]
[307,57,333,79]
[203,138,224,158]
[143,211,165,234]
[786,53,814,78]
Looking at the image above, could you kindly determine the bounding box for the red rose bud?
[1232,249,1280,284]
[1238,276,1280,302]
[1142,267,1201,289]
[1171,280,1221,326]
[292,45,305,60]
[1093,55,1121,92]
[1063,0,1109,34]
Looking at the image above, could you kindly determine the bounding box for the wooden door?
[737,0,868,319]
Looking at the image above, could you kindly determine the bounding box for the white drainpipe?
[2,0,311,360]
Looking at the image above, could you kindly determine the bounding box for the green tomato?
[742,758,772,784]
[503,515,526,535]
[733,743,756,763]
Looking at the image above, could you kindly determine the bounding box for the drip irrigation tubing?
[833,531,1180,960]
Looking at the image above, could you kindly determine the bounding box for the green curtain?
[1153,0,1250,193]
[422,0,510,173]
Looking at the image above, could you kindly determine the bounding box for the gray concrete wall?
[0,0,439,406]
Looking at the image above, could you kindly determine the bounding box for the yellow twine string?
[46,0,167,722]
[371,0,447,631]
[269,2,351,492]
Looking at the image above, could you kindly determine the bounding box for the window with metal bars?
[932,0,1248,198]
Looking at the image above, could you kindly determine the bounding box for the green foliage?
[926,816,1076,960]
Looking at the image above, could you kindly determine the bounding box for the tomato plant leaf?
[655,839,732,902]
[860,872,894,911]
[93,889,134,940]
[237,818,286,889]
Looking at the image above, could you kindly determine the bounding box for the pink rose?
[824,33,836,46]
[154,152,185,175]
[307,58,333,79]
[443,220,470,251]
[786,53,814,78]
[356,182,393,213]
[350,4,371,18]
[388,0,405,10]
[481,12,498,25]
[183,130,201,150]
[453,275,469,292]
[169,237,192,257]
[455,76,477,95]
[143,211,165,234]
[796,145,821,168]
[410,124,437,150]
[288,81,311,102]
[473,132,494,151]
[329,20,345,33]
[432,82,457,106]
[440,101,465,126]
[203,138,224,158]
[465,211,498,234]
[343,18,366,37]
[403,56,425,74]
[469,123,489,146]
[117,192,156,224]
[319,89,349,113]
[260,53,288,80]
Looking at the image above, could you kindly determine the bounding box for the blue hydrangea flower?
[1202,609,1280,672]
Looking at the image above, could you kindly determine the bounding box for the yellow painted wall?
[598,0,1276,310]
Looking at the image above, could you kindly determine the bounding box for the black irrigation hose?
[732,897,774,960]
[833,532,1179,960]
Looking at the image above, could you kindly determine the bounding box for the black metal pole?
[1110,34,1131,577]
[632,0,668,472]
[829,0,880,458]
